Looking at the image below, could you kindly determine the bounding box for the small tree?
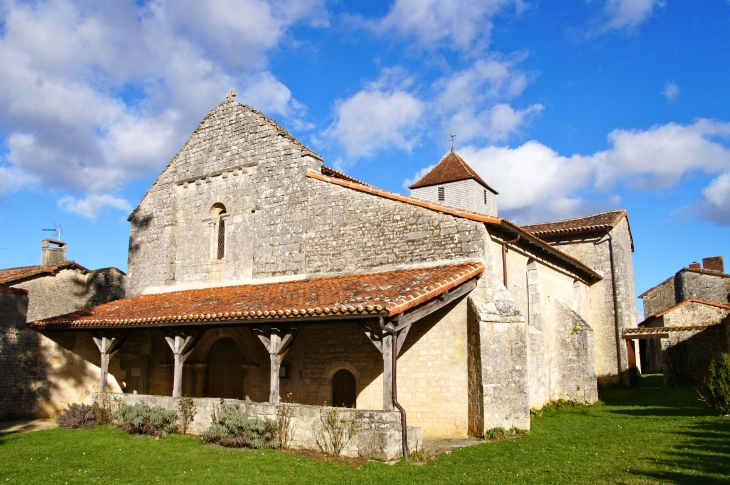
[703,353,730,415]
[315,408,357,457]
[178,397,197,435]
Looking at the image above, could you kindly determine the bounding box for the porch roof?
[28,261,484,329]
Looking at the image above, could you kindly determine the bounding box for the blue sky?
[0,0,729,311]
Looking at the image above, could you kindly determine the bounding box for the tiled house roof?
[0,261,89,285]
[408,152,498,194]
[29,262,485,329]
[521,210,634,251]
[321,165,372,187]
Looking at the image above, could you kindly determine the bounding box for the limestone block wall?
[97,394,421,461]
[127,99,492,296]
[551,300,598,403]
[410,178,498,216]
[12,267,126,323]
[641,277,676,316]
[661,323,728,385]
[396,297,470,436]
[675,271,730,305]
[468,287,529,434]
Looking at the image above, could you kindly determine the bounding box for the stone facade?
[410,178,498,217]
[24,98,636,445]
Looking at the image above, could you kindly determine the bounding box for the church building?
[26,94,638,456]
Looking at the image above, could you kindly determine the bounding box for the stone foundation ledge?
[91,393,421,461]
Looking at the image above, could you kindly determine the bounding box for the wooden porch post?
[164,330,206,398]
[255,327,298,404]
[382,332,394,411]
[92,336,117,393]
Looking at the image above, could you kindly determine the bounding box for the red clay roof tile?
[521,210,627,237]
[0,261,89,285]
[29,262,484,329]
[408,152,497,193]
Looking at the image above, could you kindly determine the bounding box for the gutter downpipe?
[606,230,625,387]
[502,235,521,287]
[382,316,409,462]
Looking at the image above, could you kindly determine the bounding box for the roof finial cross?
[450,134,456,154]
[226,88,237,101]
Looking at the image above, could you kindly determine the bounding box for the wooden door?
[626,339,638,387]
[332,369,356,408]
[207,338,244,399]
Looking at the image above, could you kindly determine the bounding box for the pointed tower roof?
[408,152,498,194]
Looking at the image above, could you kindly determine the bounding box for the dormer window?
[438,186,445,202]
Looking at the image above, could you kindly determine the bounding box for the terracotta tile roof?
[0,261,89,285]
[307,170,602,284]
[321,165,372,187]
[654,298,730,318]
[624,324,721,336]
[0,285,28,295]
[29,262,484,329]
[408,152,498,193]
[521,210,627,237]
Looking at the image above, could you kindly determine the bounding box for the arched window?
[332,369,357,408]
[210,203,227,260]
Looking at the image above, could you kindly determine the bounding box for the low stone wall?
[93,393,420,461]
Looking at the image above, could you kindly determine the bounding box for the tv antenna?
[450,134,456,153]
[42,223,63,241]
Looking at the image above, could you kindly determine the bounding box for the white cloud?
[410,119,730,224]
[0,0,325,217]
[697,173,730,225]
[377,0,525,50]
[663,81,680,102]
[59,194,133,219]
[593,0,665,33]
[323,75,425,159]
[403,164,436,189]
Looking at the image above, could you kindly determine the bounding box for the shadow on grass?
[631,419,730,484]
[599,385,713,418]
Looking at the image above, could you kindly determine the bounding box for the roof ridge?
[522,209,626,228]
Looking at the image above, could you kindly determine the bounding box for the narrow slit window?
[217,217,226,259]
[484,189,487,204]
[438,186,445,202]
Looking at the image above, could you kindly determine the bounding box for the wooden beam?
[163,329,205,399]
[396,325,411,357]
[623,333,669,340]
[382,332,394,412]
[254,326,298,404]
[92,333,129,393]
[359,322,383,353]
[398,279,477,328]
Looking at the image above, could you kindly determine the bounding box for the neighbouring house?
[627,257,730,385]
[0,239,126,418]
[23,94,638,459]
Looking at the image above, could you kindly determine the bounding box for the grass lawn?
[2,377,729,484]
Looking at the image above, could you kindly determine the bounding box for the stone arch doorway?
[332,369,356,408]
[206,337,244,399]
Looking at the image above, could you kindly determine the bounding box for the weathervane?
[450,134,456,153]
[42,223,62,241]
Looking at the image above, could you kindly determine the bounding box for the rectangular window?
[484,189,487,204]
[217,219,225,259]
[438,186,445,201]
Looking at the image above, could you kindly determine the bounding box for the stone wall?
[410,178,498,216]
[127,100,491,296]
[551,300,598,403]
[641,277,676,317]
[12,267,126,323]
[95,393,420,461]
[661,323,728,385]
[675,270,730,306]
[468,287,529,434]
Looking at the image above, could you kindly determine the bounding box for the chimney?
[41,239,67,267]
[702,256,724,273]
[688,262,701,269]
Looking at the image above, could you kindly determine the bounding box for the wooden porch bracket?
[254,326,299,404]
[164,329,207,398]
[92,332,129,393]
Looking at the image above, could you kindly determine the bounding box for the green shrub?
[201,399,277,449]
[57,403,98,429]
[113,402,178,438]
[704,353,730,415]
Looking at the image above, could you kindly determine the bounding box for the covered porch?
[29,262,484,442]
